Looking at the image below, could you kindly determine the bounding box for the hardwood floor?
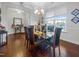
[0,33,79,57]
[60,40,79,57]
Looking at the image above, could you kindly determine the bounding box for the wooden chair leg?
[48,47,52,57]
[58,45,61,56]
[27,40,30,49]
[27,40,28,48]
[53,47,55,57]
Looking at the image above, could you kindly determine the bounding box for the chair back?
[53,27,62,46]
[24,27,29,40]
[47,25,54,32]
[27,26,34,44]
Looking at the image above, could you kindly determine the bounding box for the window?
[45,16,66,32]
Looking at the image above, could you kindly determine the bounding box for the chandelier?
[34,8,44,16]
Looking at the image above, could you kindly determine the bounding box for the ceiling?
[10,2,67,13]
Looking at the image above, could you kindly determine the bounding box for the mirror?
[12,17,23,33]
[13,17,22,25]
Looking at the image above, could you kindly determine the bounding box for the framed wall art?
[71,9,79,16]
[71,17,79,24]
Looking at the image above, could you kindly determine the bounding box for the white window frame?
[45,16,67,32]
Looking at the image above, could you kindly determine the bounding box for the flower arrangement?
[0,24,5,30]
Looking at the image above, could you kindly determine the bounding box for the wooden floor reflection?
[0,33,79,57]
[7,34,26,56]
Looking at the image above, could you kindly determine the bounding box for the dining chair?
[24,26,38,52]
[27,26,35,45]
[46,27,62,57]
[24,27,29,48]
[47,25,54,32]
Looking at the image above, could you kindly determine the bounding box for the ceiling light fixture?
[34,8,44,16]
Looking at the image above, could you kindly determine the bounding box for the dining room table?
[34,31,54,45]
[34,31,53,56]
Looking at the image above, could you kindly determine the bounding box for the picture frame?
[71,9,79,16]
[71,17,79,24]
[13,17,22,25]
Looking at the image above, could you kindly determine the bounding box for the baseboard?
[60,39,79,46]
[8,32,25,37]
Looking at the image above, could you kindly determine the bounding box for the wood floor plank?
[0,33,79,57]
